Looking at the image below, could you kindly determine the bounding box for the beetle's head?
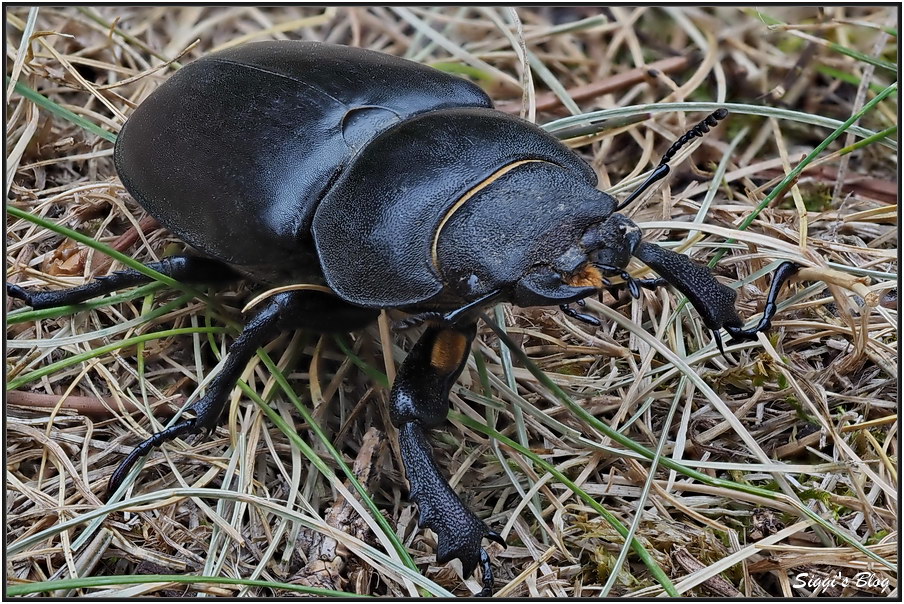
[581,212,643,273]
[512,212,643,307]
[510,109,737,315]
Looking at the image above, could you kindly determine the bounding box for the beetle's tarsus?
[724,261,801,343]
[107,417,197,497]
[478,548,495,597]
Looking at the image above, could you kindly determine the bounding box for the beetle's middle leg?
[390,322,505,596]
[108,290,378,495]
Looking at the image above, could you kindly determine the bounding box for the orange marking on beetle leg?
[429,330,470,374]
[565,264,604,289]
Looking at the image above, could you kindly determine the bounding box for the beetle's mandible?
[8,41,801,596]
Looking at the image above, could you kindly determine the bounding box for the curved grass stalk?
[544,101,897,151]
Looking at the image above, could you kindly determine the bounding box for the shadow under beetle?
[8,41,800,596]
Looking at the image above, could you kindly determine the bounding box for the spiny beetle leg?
[390,322,504,594]
[107,291,297,497]
[7,255,238,310]
[724,261,801,343]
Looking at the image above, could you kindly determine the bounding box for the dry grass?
[5,5,898,598]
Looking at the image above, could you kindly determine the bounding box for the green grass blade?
[7,77,117,143]
[6,574,367,597]
[824,40,896,73]
[6,326,225,390]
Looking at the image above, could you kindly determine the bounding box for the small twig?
[90,216,161,276]
[7,390,182,418]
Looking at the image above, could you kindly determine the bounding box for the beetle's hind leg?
[390,322,505,596]
[107,291,299,495]
[107,290,378,497]
[7,254,238,309]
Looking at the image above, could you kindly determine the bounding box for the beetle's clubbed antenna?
[615,108,729,212]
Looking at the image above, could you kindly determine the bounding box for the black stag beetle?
[8,41,800,595]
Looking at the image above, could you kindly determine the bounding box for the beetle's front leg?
[390,322,505,596]
[632,242,800,356]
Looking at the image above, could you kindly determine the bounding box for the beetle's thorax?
[433,161,620,306]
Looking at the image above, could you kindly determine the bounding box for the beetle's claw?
[712,329,732,363]
[107,417,197,498]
